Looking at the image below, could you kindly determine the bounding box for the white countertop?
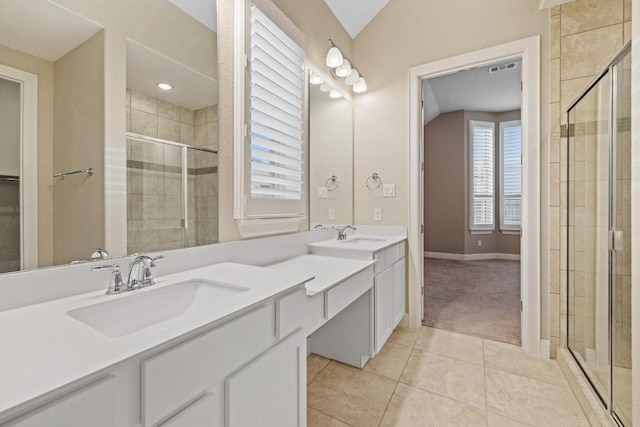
[308,234,406,258]
[0,262,312,416]
[268,255,375,296]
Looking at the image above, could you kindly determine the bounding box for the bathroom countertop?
[268,254,375,296]
[308,234,406,259]
[0,262,312,417]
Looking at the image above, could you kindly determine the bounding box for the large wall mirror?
[0,0,218,274]
[308,69,353,228]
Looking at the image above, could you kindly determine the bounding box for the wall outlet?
[328,208,335,220]
[477,240,482,247]
[317,187,328,199]
[374,208,382,221]
[382,184,396,197]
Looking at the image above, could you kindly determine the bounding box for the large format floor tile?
[307,354,331,384]
[415,326,484,365]
[485,368,589,426]
[387,325,421,348]
[380,383,486,427]
[483,339,569,387]
[308,361,397,426]
[363,341,412,381]
[307,408,350,427]
[400,348,486,409]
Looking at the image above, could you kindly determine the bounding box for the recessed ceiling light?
[157,82,173,91]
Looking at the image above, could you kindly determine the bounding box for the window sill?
[236,216,305,239]
[500,229,521,235]
[469,230,494,235]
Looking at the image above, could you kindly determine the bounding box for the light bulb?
[329,89,342,99]
[319,82,331,92]
[345,68,360,85]
[156,82,173,90]
[309,73,323,84]
[325,46,344,68]
[335,59,352,77]
[353,77,367,93]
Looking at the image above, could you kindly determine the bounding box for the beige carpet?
[423,258,521,345]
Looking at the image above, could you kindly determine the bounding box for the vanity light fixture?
[329,89,342,99]
[310,73,323,84]
[319,82,331,92]
[156,82,173,91]
[325,39,367,93]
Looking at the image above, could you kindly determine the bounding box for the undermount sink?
[67,279,248,337]
[341,237,387,244]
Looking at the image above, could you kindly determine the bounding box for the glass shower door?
[612,50,632,427]
[567,70,611,403]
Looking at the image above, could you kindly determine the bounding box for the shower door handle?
[609,230,624,251]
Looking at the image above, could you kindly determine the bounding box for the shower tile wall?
[125,89,218,254]
[549,0,630,359]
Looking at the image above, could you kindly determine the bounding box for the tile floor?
[307,326,589,427]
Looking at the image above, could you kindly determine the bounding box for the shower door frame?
[0,64,38,270]
[565,41,632,427]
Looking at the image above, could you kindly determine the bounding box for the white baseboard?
[424,251,521,261]
[539,339,550,359]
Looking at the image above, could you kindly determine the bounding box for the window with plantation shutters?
[500,120,522,232]
[248,3,304,206]
[469,120,495,232]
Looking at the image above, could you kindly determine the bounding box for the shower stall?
[126,132,218,255]
[566,43,632,426]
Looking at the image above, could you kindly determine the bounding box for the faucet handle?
[92,264,124,294]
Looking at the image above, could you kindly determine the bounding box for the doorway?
[0,64,38,272]
[422,60,523,345]
[407,36,541,355]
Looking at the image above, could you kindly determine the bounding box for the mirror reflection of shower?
[0,77,21,273]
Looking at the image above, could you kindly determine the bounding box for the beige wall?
[0,44,54,268]
[53,31,105,265]
[424,109,521,255]
[552,0,630,359]
[216,0,352,241]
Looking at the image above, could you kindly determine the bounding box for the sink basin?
[67,279,248,337]
[341,237,387,244]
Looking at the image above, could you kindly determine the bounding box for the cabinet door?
[161,393,220,427]
[226,334,306,427]
[392,258,406,328]
[7,376,117,427]
[374,267,394,353]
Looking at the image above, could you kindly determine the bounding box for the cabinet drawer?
[7,376,117,427]
[142,305,274,427]
[385,244,402,266]
[161,393,220,427]
[276,288,307,339]
[326,267,373,319]
[374,243,403,274]
[373,250,387,274]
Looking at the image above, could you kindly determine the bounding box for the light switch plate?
[374,208,382,221]
[317,187,328,199]
[383,184,396,197]
[328,208,335,220]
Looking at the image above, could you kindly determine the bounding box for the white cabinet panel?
[326,268,372,319]
[161,393,220,427]
[226,334,306,427]
[374,267,394,353]
[7,376,117,427]
[276,288,307,338]
[392,259,406,328]
[142,305,274,427]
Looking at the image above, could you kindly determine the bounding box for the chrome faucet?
[90,248,110,260]
[92,254,164,294]
[337,225,356,240]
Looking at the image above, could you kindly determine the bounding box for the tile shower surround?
[125,89,219,254]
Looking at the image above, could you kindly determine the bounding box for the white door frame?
[408,36,542,356]
[0,64,38,270]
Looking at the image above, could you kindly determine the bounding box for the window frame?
[233,0,308,237]
[468,120,496,233]
[499,119,522,234]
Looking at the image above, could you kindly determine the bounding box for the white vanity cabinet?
[372,242,406,353]
[4,377,118,427]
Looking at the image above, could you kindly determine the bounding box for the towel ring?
[366,172,382,190]
[326,175,339,192]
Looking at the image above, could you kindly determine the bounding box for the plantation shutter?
[501,121,522,230]
[470,120,495,231]
[249,5,304,202]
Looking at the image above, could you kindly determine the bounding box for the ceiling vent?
[488,62,518,73]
